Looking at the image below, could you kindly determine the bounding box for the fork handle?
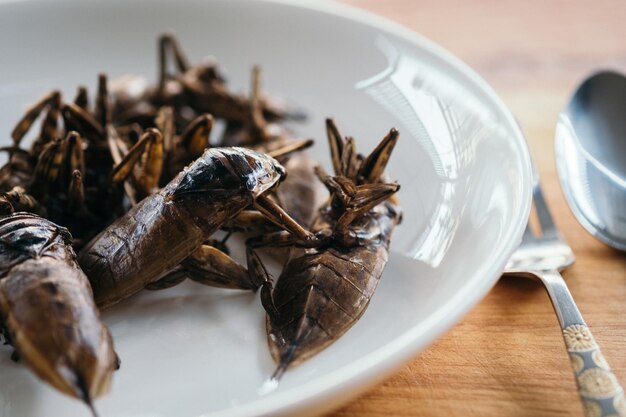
[537,270,626,417]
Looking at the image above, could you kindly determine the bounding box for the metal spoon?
[555,70,626,250]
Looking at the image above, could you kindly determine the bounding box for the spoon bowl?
[555,70,626,250]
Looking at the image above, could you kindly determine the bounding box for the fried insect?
[220,66,320,226]
[78,147,316,309]
[0,212,117,414]
[111,34,301,132]
[106,34,316,226]
[103,103,316,296]
[0,91,61,192]
[247,119,402,379]
[2,76,126,248]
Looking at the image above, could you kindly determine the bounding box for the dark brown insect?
[247,119,402,379]
[107,34,316,226]
[78,146,314,309]
[111,34,302,133]
[104,104,316,286]
[1,75,127,248]
[0,211,117,414]
[219,66,320,227]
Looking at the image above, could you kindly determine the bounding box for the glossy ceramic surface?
[0,1,532,416]
[555,70,626,251]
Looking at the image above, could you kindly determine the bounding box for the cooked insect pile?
[0,31,404,412]
[79,145,318,309]
[108,34,318,226]
[110,34,301,135]
[0,211,117,414]
[1,76,126,249]
[246,119,402,379]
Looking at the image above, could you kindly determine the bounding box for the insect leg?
[37,91,61,147]
[111,128,163,200]
[134,129,163,199]
[357,127,399,183]
[249,66,268,134]
[245,231,328,318]
[179,113,213,158]
[266,138,314,162]
[340,136,358,179]
[158,33,190,96]
[67,171,87,213]
[106,124,129,166]
[145,269,188,290]
[314,165,352,205]
[147,243,259,291]
[222,210,282,234]
[62,103,104,138]
[325,118,344,176]
[74,86,89,110]
[110,128,159,183]
[252,195,317,243]
[155,107,175,154]
[336,182,400,230]
[182,244,256,290]
[29,138,64,198]
[66,132,86,176]
[95,74,110,129]
[11,90,61,146]
[245,241,279,318]
[0,318,18,363]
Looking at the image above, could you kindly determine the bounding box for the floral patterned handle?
[564,323,626,417]
[539,270,626,417]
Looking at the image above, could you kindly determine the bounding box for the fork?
[503,161,626,417]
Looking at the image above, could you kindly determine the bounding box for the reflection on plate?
[0,1,531,416]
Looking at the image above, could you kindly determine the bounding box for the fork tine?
[527,153,558,237]
[532,182,557,237]
[514,119,557,238]
[521,220,535,244]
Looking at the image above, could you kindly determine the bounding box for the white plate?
[0,1,532,416]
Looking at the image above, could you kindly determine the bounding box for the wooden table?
[331,1,626,416]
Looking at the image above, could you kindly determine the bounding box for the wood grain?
[330,1,626,416]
